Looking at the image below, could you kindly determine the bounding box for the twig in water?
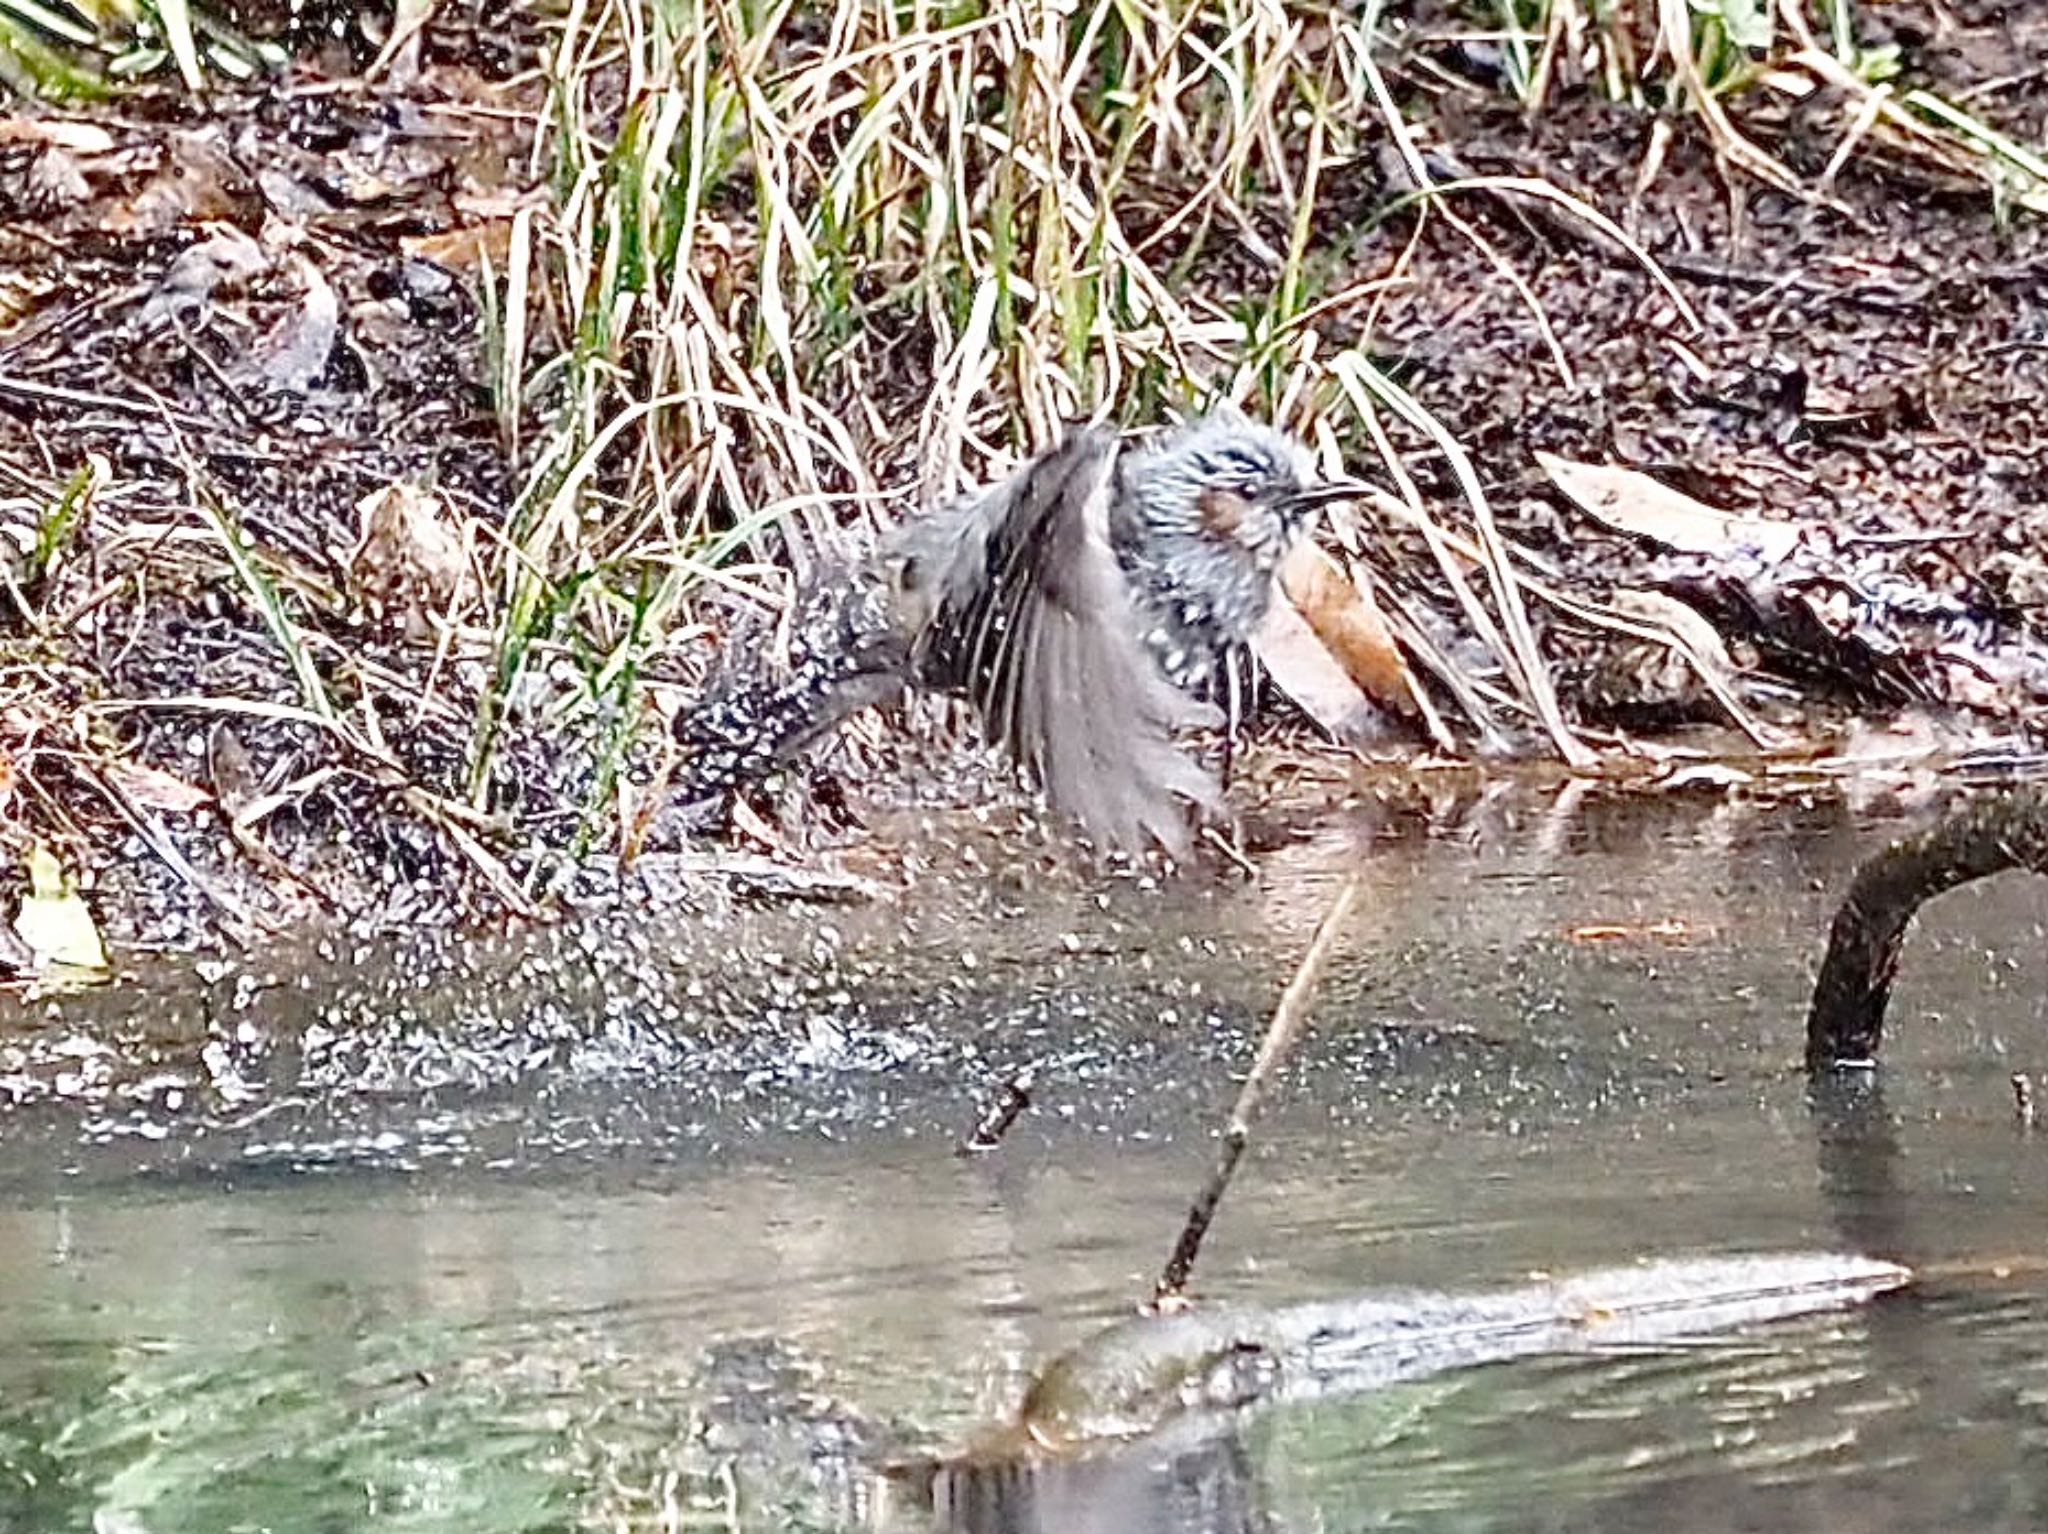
[958,1064,1039,1156]
[1152,870,1364,1307]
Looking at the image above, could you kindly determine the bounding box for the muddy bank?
[0,4,2044,962]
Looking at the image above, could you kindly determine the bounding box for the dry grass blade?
[1423,175,1702,333]
[1655,0,1851,214]
[151,0,204,92]
[1787,44,2048,213]
[1352,0,1576,385]
[1334,353,1593,768]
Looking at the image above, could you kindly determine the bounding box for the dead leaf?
[13,841,109,974]
[401,224,517,271]
[348,484,481,641]
[403,189,544,271]
[237,253,338,394]
[1279,543,1419,714]
[0,119,116,155]
[1607,588,1736,672]
[101,128,249,235]
[138,226,271,327]
[1255,594,1382,746]
[1577,586,1745,729]
[207,722,260,820]
[1538,452,1802,565]
[26,148,91,209]
[104,759,213,816]
[1253,543,1417,746]
[0,271,56,333]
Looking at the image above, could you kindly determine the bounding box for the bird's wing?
[896,425,1220,856]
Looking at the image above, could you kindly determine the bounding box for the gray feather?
[896,426,1220,855]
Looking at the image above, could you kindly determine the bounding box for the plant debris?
[0,1,2042,957]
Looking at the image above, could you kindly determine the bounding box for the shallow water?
[2,788,2046,1532]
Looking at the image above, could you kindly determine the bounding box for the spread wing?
[894,425,1220,856]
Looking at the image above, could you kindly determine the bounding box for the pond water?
[2,787,2046,1533]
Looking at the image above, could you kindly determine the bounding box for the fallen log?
[1014,1251,1908,1450]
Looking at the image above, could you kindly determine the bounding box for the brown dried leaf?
[104,759,213,816]
[1255,597,1380,747]
[206,723,260,819]
[0,119,116,154]
[1255,544,1416,746]
[1278,543,1418,707]
[100,128,248,235]
[401,223,516,271]
[347,484,481,641]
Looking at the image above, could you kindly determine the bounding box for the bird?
[674,408,1368,856]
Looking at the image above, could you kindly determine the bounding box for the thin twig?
[958,1063,1039,1155]
[1153,870,1363,1305]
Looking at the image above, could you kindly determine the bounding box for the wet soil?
[1355,60,2048,728]
[0,4,2044,956]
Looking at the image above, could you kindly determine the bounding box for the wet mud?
[0,5,2043,949]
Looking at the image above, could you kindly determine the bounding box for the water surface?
[2,788,2045,1532]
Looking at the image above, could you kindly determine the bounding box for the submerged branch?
[1807,792,2048,1070]
[1153,870,1363,1304]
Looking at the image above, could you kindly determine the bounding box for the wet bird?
[675,409,1368,855]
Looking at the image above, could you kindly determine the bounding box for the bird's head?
[1121,407,1369,568]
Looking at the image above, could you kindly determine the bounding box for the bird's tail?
[672,567,910,809]
[673,659,907,807]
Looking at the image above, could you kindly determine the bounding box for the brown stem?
[1807,791,2048,1071]
[1153,871,1363,1305]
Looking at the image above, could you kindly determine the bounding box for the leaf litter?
[0,1,2041,964]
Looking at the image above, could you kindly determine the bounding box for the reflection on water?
[0,790,2045,1531]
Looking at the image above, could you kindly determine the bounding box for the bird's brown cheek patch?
[1197,487,1250,538]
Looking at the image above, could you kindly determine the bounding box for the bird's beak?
[1284,478,1378,552]
[1285,478,1378,511]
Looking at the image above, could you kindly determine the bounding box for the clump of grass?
[478,0,2041,842]
[0,0,277,95]
[1478,0,2046,213]
[485,0,1692,810]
